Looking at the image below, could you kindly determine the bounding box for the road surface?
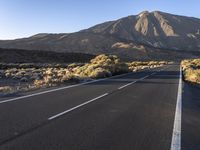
[0,64,199,150]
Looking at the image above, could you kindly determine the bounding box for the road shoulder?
[182,83,200,150]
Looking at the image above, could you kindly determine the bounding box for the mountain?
[1,11,200,60]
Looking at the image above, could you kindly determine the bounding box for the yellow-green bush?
[33,68,75,87]
[74,54,129,78]
[182,59,200,84]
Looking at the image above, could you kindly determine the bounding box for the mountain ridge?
[1,11,200,60]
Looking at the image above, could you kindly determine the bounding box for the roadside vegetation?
[128,61,169,72]
[0,54,170,95]
[181,59,200,84]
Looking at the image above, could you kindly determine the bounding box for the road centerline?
[0,72,134,104]
[49,72,160,120]
[118,72,156,90]
[48,93,109,120]
[117,75,148,90]
[118,81,136,90]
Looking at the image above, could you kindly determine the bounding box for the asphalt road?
[0,64,196,150]
[182,82,200,150]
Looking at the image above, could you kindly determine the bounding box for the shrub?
[128,60,169,72]
[0,86,13,93]
[74,54,129,78]
[88,68,112,78]
[182,59,200,84]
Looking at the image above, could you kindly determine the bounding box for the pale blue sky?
[1,0,200,40]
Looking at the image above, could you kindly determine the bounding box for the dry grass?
[182,59,200,84]
[0,54,171,94]
[0,65,78,93]
[0,86,13,93]
[33,68,75,87]
[127,61,169,72]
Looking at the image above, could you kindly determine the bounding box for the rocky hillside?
[1,11,200,60]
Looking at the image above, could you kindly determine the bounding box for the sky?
[1,0,200,40]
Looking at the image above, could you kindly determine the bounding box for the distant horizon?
[1,0,200,40]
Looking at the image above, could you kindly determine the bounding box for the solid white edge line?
[170,65,182,150]
[48,93,109,120]
[0,72,134,104]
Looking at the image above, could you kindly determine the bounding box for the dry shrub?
[182,59,200,84]
[0,86,13,93]
[184,69,200,84]
[128,61,169,72]
[74,54,129,78]
[33,68,75,87]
